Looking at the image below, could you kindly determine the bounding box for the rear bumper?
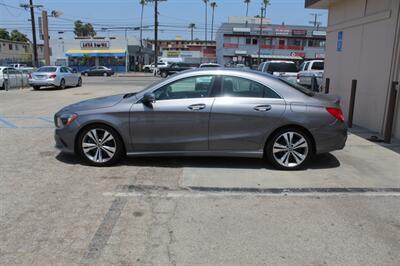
[29,79,58,87]
[312,122,348,154]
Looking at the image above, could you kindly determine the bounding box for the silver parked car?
[29,66,82,90]
[54,69,347,170]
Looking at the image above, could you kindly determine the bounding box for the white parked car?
[297,60,324,88]
[29,66,82,90]
[199,63,221,68]
[0,66,27,90]
[258,61,298,83]
[143,62,169,72]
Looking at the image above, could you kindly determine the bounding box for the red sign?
[290,52,306,57]
[223,43,239,48]
[275,27,290,35]
[292,29,307,36]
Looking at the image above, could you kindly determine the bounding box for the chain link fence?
[1,68,31,91]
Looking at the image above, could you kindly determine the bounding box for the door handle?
[188,104,206,110]
[254,105,272,112]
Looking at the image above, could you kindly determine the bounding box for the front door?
[209,75,286,152]
[130,75,216,152]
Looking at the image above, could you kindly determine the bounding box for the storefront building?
[50,36,152,72]
[306,0,400,139]
[216,16,326,68]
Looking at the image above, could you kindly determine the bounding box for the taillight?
[326,107,344,122]
[49,74,56,79]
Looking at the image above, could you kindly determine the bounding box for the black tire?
[84,72,89,77]
[77,124,125,167]
[103,72,108,77]
[33,85,40,90]
[1,80,8,90]
[76,77,82,87]
[265,127,313,170]
[59,79,66,89]
[160,71,168,78]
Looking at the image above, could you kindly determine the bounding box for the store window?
[246,38,251,45]
[15,44,19,51]
[9,44,13,50]
[252,38,258,45]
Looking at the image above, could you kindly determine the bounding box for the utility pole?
[257,6,265,65]
[210,2,217,41]
[42,11,50,65]
[189,23,196,42]
[146,0,166,69]
[21,1,42,67]
[203,0,209,42]
[309,13,322,30]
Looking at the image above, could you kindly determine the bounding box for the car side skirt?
[126,150,264,158]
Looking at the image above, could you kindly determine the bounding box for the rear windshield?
[311,61,324,70]
[278,77,315,97]
[267,63,298,73]
[37,67,57,72]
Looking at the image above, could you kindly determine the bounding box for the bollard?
[383,81,399,143]
[311,75,318,92]
[325,78,330,94]
[347,79,357,128]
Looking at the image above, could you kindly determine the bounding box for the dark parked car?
[54,68,347,170]
[81,66,114,77]
[159,63,199,78]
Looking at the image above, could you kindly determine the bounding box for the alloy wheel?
[272,131,309,168]
[82,128,116,163]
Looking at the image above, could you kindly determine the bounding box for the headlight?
[55,113,78,128]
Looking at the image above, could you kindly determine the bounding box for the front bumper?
[54,122,79,154]
[29,79,58,87]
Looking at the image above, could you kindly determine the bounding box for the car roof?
[266,61,295,64]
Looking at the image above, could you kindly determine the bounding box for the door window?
[221,76,281,99]
[154,76,215,100]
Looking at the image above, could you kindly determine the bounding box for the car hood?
[60,94,124,112]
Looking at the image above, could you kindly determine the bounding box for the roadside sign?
[337,31,343,52]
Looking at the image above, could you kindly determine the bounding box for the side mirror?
[142,93,156,105]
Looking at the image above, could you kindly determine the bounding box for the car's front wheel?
[266,128,312,170]
[76,77,82,87]
[160,71,168,78]
[77,124,124,166]
[59,79,66,89]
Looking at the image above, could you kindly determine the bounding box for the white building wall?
[324,0,400,138]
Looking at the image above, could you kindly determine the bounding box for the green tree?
[74,20,96,37]
[0,28,10,40]
[10,30,29,42]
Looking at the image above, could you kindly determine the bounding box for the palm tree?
[139,0,146,48]
[210,2,217,40]
[203,0,209,41]
[244,0,251,17]
[188,23,196,41]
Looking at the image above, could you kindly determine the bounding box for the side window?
[304,62,310,71]
[153,76,215,101]
[60,67,67,73]
[311,61,324,70]
[221,76,280,99]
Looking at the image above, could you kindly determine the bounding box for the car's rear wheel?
[103,72,108,77]
[33,85,40,90]
[266,128,312,170]
[77,124,124,166]
[160,72,168,78]
[59,79,66,89]
[84,72,89,77]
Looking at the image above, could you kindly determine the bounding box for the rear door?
[209,75,286,151]
[130,75,217,152]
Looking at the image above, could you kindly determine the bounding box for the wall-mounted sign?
[312,30,326,36]
[224,43,239,48]
[233,27,251,33]
[235,50,247,55]
[337,31,343,52]
[292,29,307,36]
[80,41,110,49]
[275,27,290,35]
[290,52,306,57]
[253,26,274,35]
[315,53,325,59]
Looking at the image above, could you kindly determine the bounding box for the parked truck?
[297,60,324,89]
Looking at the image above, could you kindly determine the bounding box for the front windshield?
[278,77,315,96]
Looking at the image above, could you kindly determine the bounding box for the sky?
[0,0,327,42]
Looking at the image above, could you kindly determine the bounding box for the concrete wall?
[324,0,400,138]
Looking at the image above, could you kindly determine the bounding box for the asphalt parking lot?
[1,76,400,265]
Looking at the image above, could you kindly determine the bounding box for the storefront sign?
[315,53,325,59]
[312,30,326,36]
[275,27,290,35]
[292,29,307,36]
[253,26,273,35]
[233,27,251,33]
[80,41,110,49]
[235,50,247,55]
[290,52,306,57]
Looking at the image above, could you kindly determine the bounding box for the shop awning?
[65,49,126,57]
[250,54,303,60]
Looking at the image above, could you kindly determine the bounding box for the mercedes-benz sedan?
[29,66,82,90]
[54,68,347,170]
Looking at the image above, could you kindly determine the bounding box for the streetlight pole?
[257,6,265,65]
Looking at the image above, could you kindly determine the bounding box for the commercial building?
[0,38,44,66]
[216,16,326,67]
[50,36,153,72]
[148,39,216,64]
[306,0,400,139]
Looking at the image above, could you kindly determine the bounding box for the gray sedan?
[29,66,82,90]
[54,68,347,170]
